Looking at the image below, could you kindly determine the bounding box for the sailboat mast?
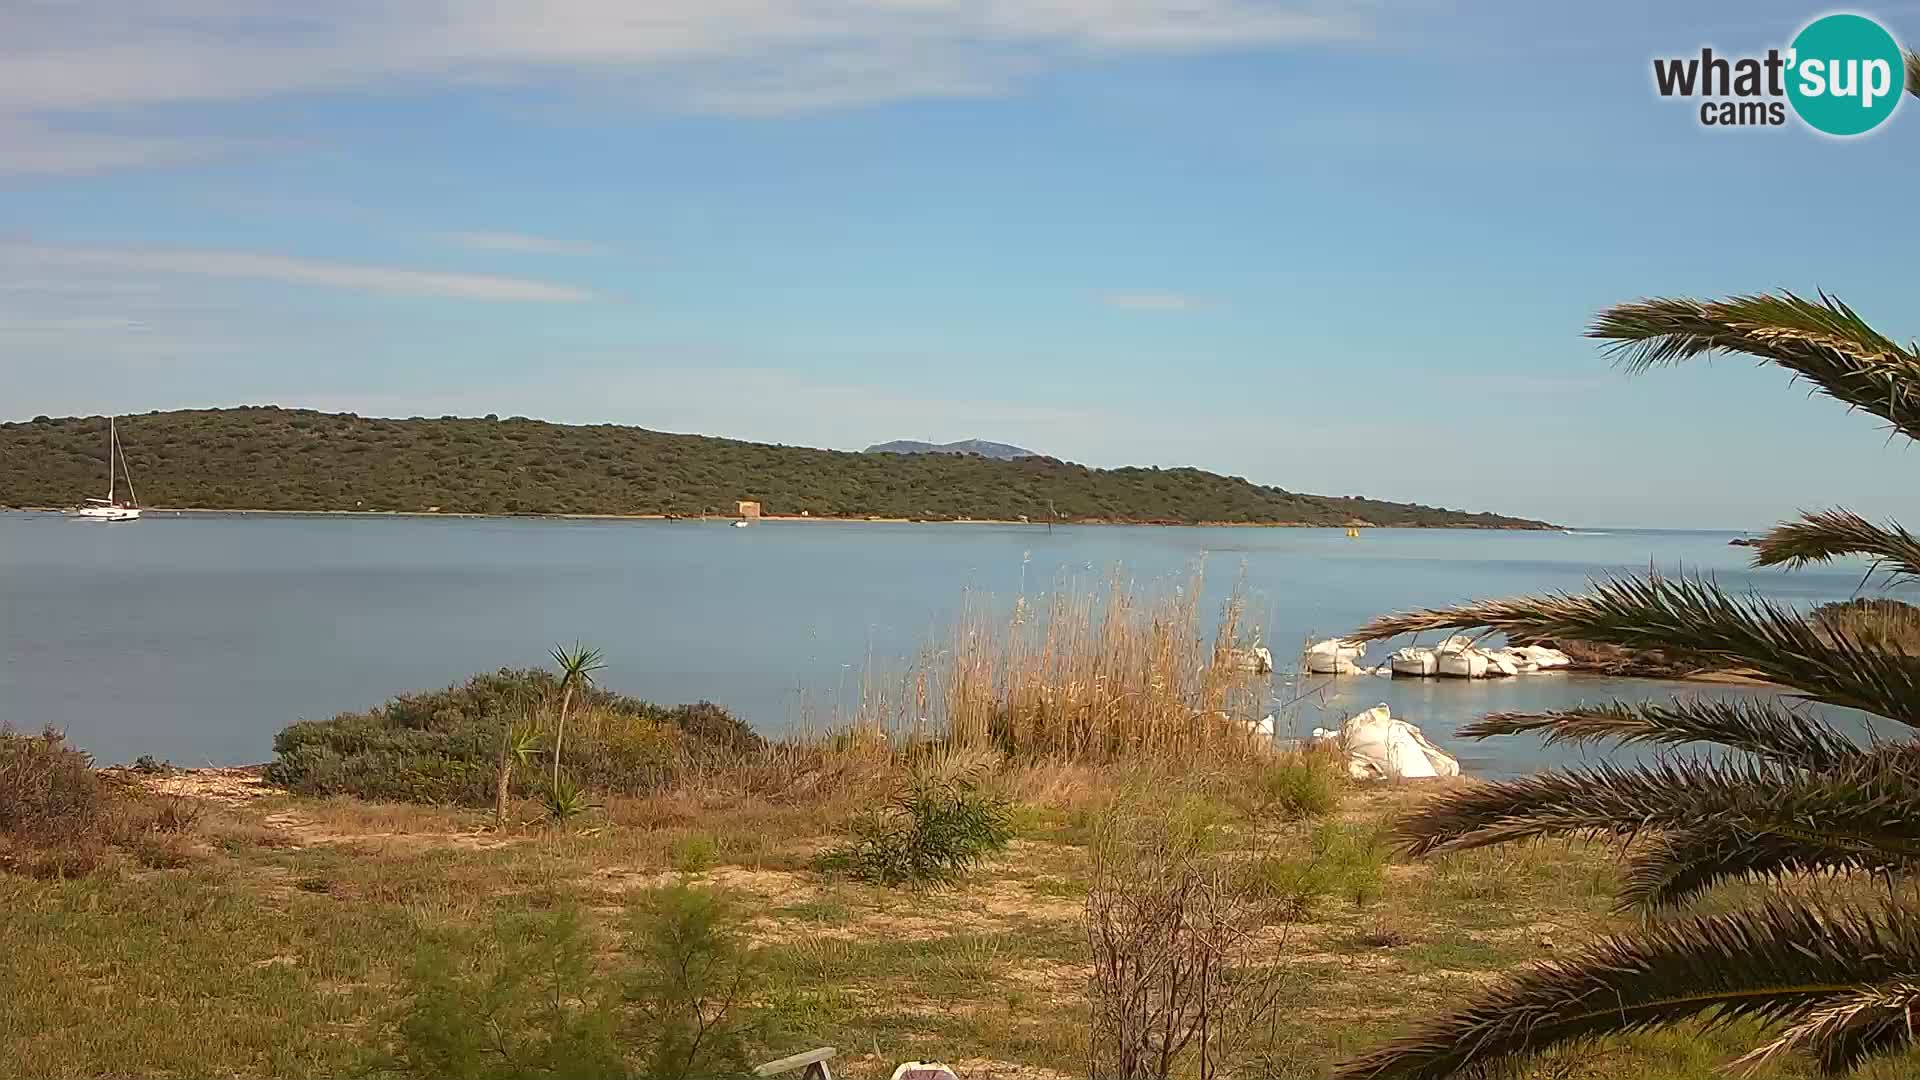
[106,417,117,503]
[117,421,139,509]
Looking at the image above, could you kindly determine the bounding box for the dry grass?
[9,767,1908,1080]
[807,564,1274,764]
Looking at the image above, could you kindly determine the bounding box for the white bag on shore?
[1389,646,1437,677]
[1325,704,1459,781]
[1515,644,1572,669]
[1301,637,1367,675]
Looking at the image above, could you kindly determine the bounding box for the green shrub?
[669,833,718,874]
[815,769,1014,886]
[372,888,759,1080]
[371,908,626,1080]
[1245,822,1389,920]
[265,669,763,806]
[0,727,102,843]
[628,885,761,1080]
[1238,750,1342,821]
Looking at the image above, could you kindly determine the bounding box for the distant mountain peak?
[864,438,1038,461]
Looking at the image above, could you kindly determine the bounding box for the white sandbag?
[1516,644,1571,669]
[1389,646,1437,677]
[1337,704,1460,781]
[1484,648,1527,676]
[1302,637,1367,675]
[1435,648,1489,679]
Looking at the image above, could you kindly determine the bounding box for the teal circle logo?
[1786,13,1905,135]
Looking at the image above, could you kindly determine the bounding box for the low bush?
[1244,822,1390,920]
[1,728,207,877]
[815,768,1013,886]
[1087,782,1289,1080]
[0,727,103,842]
[1237,748,1342,821]
[669,833,718,874]
[371,886,759,1080]
[265,668,763,806]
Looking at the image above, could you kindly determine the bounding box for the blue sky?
[2,1,1916,529]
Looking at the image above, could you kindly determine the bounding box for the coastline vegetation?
[8,555,1912,1079]
[0,406,1552,528]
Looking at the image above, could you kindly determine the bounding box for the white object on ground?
[1516,644,1572,669]
[1389,646,1438,677]
[1330,704,1460,781]
[1483,648,1525,676]
[890,1064,960,1080]
[1223,646,1274,674]
[1435,646,1490,679]
[1301,637,1368,675]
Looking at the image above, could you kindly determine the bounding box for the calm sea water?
[0,511,1899,776]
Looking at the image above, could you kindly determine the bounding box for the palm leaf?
[1356,575,1920,725]
[1620,825,1916,912]
[1590,292,1920,443]
[1735,980,1920,1075]
[1462,698,1862,769]
[1332,900,1920,1080]
[1393,753,1920,862]
[1908,51,1920,98]
[1755,509,1920,583]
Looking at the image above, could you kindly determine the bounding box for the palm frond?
[1394,753,1920,861]
[1908,51,1919,98]
[1735,980,1920,1075]
[1620,825,1916,912]
[1755,509,1920,583]
[1590,293,1920,442]
[1462,698,1862,769]
[1356,575,1920,725]
[1332,900,1920,1080]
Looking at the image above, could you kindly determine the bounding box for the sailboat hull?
[74,506,141,521]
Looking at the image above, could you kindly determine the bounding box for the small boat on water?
[732,519,751,528]
[73,416,142,522]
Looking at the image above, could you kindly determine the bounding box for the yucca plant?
[493,714,542,828]
[1336,287,1920,1073]
[547,642,606,791]
[542,771,596,825]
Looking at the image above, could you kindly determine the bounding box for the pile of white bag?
[1312,704,1460,781]
[1300,638,1380,676]
[1301,635,1571,680]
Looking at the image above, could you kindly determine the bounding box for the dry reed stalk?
[845,562,1272,763]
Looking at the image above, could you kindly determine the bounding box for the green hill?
[0,407,1554,528]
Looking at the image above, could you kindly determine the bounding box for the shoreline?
[4,505,1560,530]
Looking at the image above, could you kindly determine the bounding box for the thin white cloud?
[0,119,242,176]
[1099,292,1210,311]
[0,243,599,303]
[441,231,607,256]
[0,2,1373,119]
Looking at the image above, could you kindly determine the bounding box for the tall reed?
[832,562,1272,762]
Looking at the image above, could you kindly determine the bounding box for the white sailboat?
[73,417,142,522]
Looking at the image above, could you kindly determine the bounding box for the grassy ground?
[6,765,1914,1080]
